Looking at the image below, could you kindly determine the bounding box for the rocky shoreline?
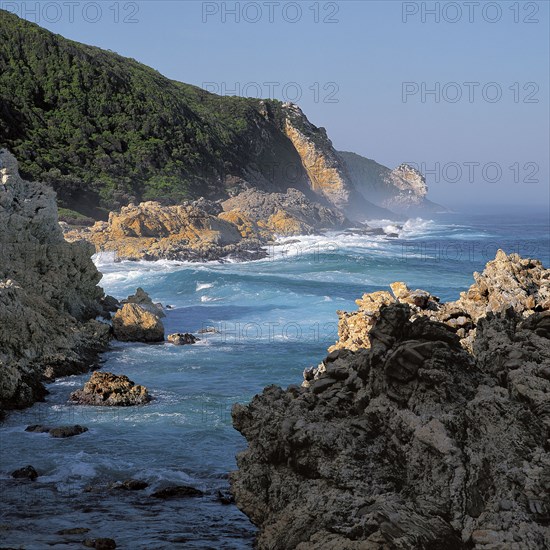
[231,251,550,549]
[0,149,216,416]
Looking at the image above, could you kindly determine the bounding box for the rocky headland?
[1,11,439,222]
[231,251,550,549]
[64,188,352,262]
[339,152,446,216]
[0,149,110,415]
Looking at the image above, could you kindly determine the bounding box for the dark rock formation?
[57,527,90,535]
[25,424,88,438]
[167,333,199,346]
[11,465,38,480]
[83,538,116,549]
[69,372,150,406]
[109,479,149,491]
[232,252,550,549]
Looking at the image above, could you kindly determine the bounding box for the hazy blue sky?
[10,0,549,209]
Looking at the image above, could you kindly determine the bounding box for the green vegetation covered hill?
[0,10,312,218]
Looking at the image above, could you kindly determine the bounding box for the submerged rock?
[25,424,88,438]
[11,465,38,480]
[112,303,164,343]
[109,479,149,491]
[57,527,90,535]
[197,326,220,334]
[217,490,235,505]
[83,538,116,549]
[167,333,198,346]
[69,372,150,406]
[151,485,204,499]
[232,252,550,549]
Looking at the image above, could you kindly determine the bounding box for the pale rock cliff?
[64,201,259,262]
[282,104,395,220]
[0,149,109,414]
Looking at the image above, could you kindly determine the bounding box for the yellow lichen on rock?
[266,209,311,236]
[218,210,263,239]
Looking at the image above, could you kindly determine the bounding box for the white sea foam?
[200,295,222,302]
[196,282,214,291]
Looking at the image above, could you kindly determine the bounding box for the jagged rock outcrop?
[65,200,261,262]
[123,287,165,318]
[339,151,446,215]
[0,149,110,414]
[65,188,352,261]
[112,303,165,343]
[232,252,550,549]
[69,372,150,406]
[220,188,348,238]
[330,250,549,354]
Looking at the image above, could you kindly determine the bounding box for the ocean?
[1,211,548,549]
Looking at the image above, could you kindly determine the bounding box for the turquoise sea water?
[0,212,548,549]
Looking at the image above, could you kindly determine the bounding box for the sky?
[6,0,549,210]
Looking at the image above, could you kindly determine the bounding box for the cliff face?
[0,149,109,413]
[339,151,445,215]
[282,105,395,220]
[232,251,550,549]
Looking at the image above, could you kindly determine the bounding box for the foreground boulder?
[112,303,164,343]
[232,252,550,549]
[69,372,150,406]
